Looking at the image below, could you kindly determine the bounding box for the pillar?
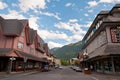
[111,57,115,73]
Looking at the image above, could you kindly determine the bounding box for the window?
[104,61,112,71]
[111,26,120,43]
[17,42,23,49]
[114,60,120,72]
[30,48,34,53]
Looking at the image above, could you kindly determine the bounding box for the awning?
[88,44,120,59]
[16,50,48,62]
[0,48,48,63]
[0,48,13,56]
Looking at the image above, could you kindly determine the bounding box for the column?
[111,57,115,73]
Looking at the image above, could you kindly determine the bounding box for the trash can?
[84,68,91,74]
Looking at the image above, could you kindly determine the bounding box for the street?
[0,66,119,80]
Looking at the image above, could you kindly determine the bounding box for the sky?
[0,0,120,49]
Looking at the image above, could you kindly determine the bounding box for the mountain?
[50,41,83,60]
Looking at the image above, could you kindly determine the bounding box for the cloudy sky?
[0,0,120,49]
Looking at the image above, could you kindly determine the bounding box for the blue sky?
[0,0,120,49]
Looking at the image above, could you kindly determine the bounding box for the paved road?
[0,66,120,80]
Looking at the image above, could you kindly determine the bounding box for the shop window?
[17,42,24,49]
[104,61,112,71]
[96,61,102,70]
[114,60,120,72]
[111,26,120,43]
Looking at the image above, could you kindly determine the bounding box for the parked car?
[72,66,78,70]
[75,67,82,72]
[58,66,63,69]
[41,65,50,72]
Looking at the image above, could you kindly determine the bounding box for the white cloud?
[84,13,89,17]
[65,3,72,7]
[88,0,120,7]
[69,19,78,23]
[39,11,61,20]
[0,10,26,19]
[99,0,114,3]
[54,19,86,43]
[38,29,68,40]
[88,10,93,13]
[29,16,39,30]
[19,0,47,12]
[54,19,85,34]
[12,3,18,7]
[48,41,63,49]
[82,21,92,28]
[0,1,8,9]
[88,0,98,7]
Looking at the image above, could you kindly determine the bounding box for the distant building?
[79,4,120,74]
[0,16,50,73]
[70,58,79,66]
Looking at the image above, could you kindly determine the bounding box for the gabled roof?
[0,18,27,37]
[19,20,28,27]
[2,20,22,36]
[0,16,28,37]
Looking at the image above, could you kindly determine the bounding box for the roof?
[15,50,48,62]
[0,17,28,37]
[88,44,120,59]
[98,11,109,15]
[0,48,48,62]
[19,20,28,26]
[0,48,12,55]
[1,19,24,36]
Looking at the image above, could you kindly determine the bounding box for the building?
[70,58,79,66]
[0,16,50,73]
[49,54,56,67]
[79,4,120,74]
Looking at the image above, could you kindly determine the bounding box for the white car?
[75,67,82,72]
[59,66,63,69]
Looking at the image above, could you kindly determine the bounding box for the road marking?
[91,76,99,80]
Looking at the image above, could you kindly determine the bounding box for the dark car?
[41,65,50,72]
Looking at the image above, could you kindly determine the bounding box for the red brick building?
[0,16,50,73]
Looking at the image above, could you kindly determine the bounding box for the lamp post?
[23,57,27,72]
[8,57,16,74]
[83,51,88,68]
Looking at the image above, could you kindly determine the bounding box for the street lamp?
[83,51,88,68]
[23,57,27,72]
[8,57,16,74]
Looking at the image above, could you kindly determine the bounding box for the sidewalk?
[0,70,39,79]
[89,72,120,80]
